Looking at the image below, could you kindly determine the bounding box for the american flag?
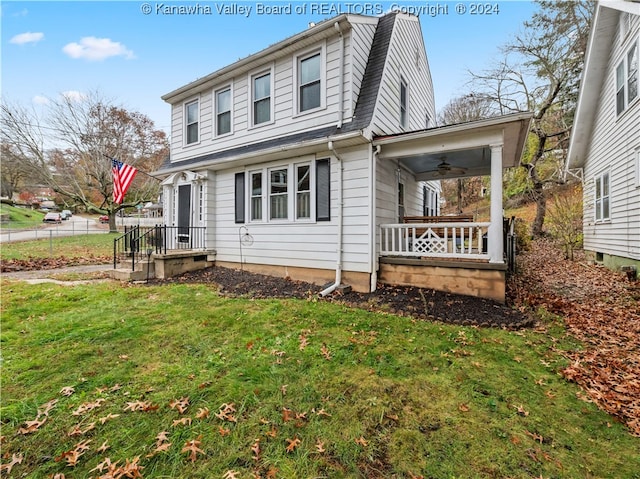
[111,159,138,204]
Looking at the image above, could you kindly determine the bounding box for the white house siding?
[167,27,370,165]
[211,146,372,275]
[370,14,436,135]
[582,12,640,260]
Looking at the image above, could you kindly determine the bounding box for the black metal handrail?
[113,225,207,271]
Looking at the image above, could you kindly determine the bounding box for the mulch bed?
[158,265,536,329]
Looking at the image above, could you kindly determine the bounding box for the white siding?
[167,23,377,165]
[212,146,372,274]
[583,12,640,260]
[370,14,436,135]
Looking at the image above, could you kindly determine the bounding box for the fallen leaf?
[458,403,470,412]
[219,426,231,436]
[169,397,190,414]
[97,440,110,453]
[215,403,237,423]
[99,413,120,424]
[251,438,261,462]
[181,437,204,462]
[60,386,75,397]
[320,343,331,360]
[223,471,240,479]
[0,453,23,475]
[315,440,326,453]
[355,436,369,447]
[285,437,301,453]
[196,407,210,419]
[299,334,309,350]
[172,417,192,427]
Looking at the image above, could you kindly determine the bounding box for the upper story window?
[595,171,610,222]
[616,38,638,116]
[185,99,199,145]
[216,87,232,136]
[253,71,271,125]
[400,78,408,128]
[299,52,321,112]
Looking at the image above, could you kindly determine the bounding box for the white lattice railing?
[379,222,491,259]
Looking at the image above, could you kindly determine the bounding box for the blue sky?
[2,0,537,133]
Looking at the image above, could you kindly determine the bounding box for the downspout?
[319,141,344,297]
[370,145,380,292]
[335,21,345,129]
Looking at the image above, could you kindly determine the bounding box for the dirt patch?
[158,265,535,329]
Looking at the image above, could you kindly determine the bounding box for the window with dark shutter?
[316,159,330,221]
[235,172,245,223]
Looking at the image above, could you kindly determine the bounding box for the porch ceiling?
[373,112,532,180]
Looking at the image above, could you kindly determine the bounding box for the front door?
[177,184,191,243]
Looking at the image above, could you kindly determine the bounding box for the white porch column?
[488,144,504,263]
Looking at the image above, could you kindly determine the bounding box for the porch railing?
[379,222,491,260]
[113,225,207,271]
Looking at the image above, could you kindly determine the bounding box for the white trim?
[183,97,200,147]
[635,148,640,188]
[594,170,611,223]
[616,35,639,117]
[249,64,275,128]
[399,75,409,129]
[293,43,327,116]
[214,84,233,138]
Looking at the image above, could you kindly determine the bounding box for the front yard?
[1,261,639,477]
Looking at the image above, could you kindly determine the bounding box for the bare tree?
[0,143,29,199]
[437,93,495,126]
[437,93,496,213]
[470,1,594,236]
[1,92,168,231]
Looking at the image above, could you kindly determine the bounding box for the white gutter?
[335,22,345,129]
[319,141,344,297]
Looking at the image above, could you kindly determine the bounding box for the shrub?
[546,186,583,260]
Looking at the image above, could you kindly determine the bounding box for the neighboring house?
[567,0,640,272]
[156,12,531,301]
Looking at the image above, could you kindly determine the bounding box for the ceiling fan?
[423,157,468,177]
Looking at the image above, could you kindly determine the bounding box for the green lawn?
[1,280,638,478]
[1,233,116,261]
[0,204,45,229]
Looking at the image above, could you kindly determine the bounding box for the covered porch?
[373,113,532,302]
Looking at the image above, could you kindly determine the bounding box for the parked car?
[43,212,62,224]
[99,215,109,224]
[61,209,72,220]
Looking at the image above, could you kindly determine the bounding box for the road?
[0,215,108,243]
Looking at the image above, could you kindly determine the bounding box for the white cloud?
[32,95,50,105]
[61,91,86,102]
[10,31,44,45]
[62,36,134,61]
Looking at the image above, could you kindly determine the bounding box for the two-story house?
[156,11,531,301]
[567,0,640,273]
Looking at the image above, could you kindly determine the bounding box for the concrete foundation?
[215,261,371,293]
